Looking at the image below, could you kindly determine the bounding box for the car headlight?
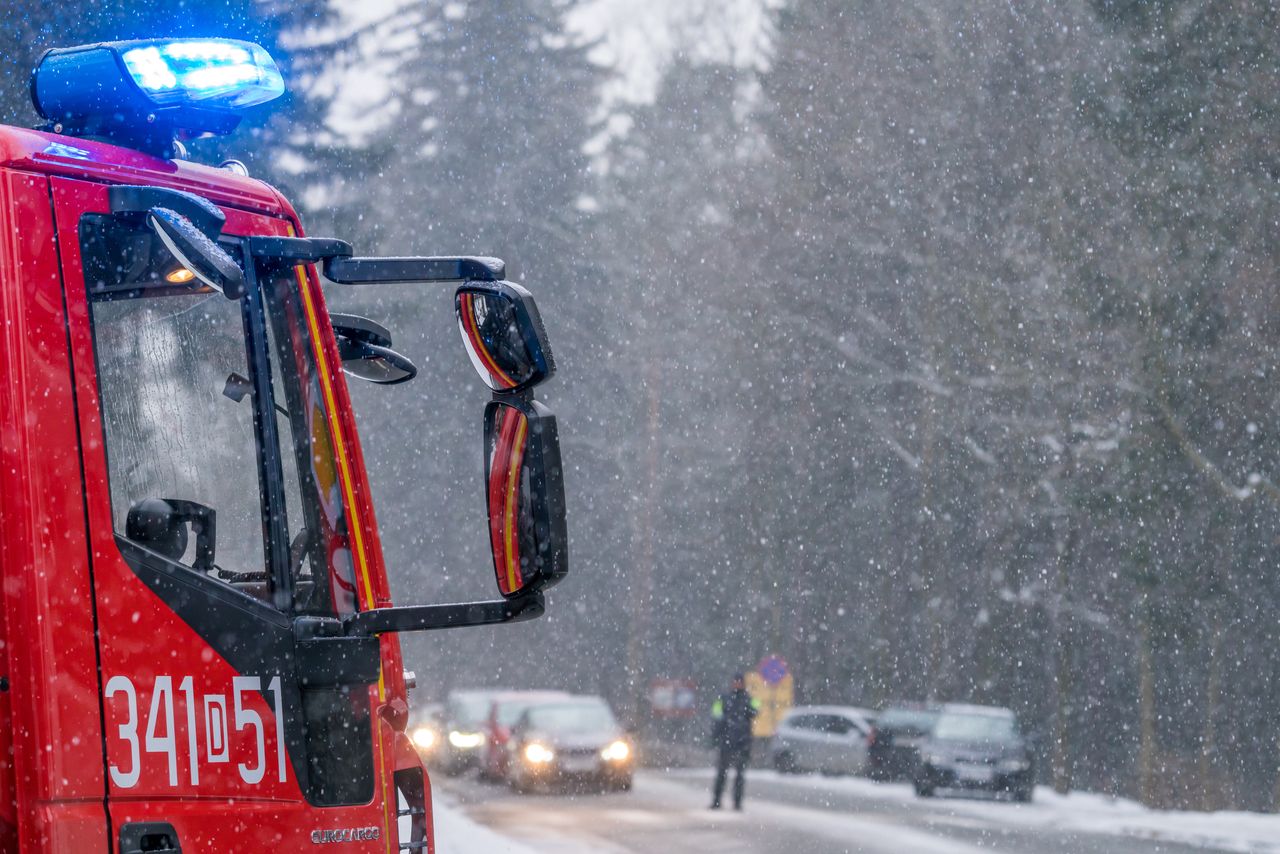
[412,727,437,749]
[999,758,1030,773]
[924,754,949,765]
[524,743,555,764]
[448,730,485,749]
[601,740,631,762]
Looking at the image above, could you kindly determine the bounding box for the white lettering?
[233,676,266,785]
[204,694,229,762]
[269,675,287,782]
[104,674,290,790]
[144,676,178,786]
[105,675,140,788]
[179,676,199,785]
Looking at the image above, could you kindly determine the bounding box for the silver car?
[770,705,875,775]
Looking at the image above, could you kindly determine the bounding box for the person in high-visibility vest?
[709,672,761,810]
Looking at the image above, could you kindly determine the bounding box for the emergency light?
[31,38,284,156]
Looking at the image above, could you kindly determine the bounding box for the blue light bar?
[31,38,285,155]
[119,40,283,109]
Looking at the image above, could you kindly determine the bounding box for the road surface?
[435,768,1254,853]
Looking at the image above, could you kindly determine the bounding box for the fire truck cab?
[0,39,567,852]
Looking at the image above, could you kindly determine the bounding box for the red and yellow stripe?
[488,407,528,595]
[459,292,520,389]
[284,229,392,853]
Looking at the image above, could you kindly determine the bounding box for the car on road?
[770,705,875,776]
[507,696,635,793]
[867,702,940,781]
[408,702,445,763]
[479,690,573,782]
[913,704,1035,802]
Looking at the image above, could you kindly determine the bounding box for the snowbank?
[399,793,538,854]
[675,768,1280,854]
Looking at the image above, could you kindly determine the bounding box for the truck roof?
[0,124,288,217]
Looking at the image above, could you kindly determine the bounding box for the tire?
[1012,785,1033,803]
[914,781,935,798]
[773,751,797,774]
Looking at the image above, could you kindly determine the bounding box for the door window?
[80,214,360,619]
[82,214,272,602]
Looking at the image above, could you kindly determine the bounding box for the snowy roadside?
[399,793,538,854]
[668,768,1280,854]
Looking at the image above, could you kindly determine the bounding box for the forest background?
[1,0,1277,811]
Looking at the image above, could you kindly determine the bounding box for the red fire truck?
[0,39,567,852]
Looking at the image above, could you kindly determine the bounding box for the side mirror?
[334,281,565,637]
[146,207,246,299]
[484,397,567,598]
[456,281,555,393]
[331,313,418,385]
[125,497,216,571]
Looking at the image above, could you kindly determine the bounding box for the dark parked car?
[507,697,635,793]
[913,704,1034,802]
[867,703,939,781]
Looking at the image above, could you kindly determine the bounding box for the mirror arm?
[248,235,354,265]
[324,255,505,284]
[243,237,506,283]
[342,592,544,636]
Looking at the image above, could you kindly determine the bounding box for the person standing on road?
[710,672,759,810]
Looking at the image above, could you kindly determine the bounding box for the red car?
[480,691,572,782]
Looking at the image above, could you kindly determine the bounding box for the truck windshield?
[81,214,358,617]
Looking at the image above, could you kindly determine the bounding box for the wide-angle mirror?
[145,206,246,298]
[331,313,418,385]
[456,280,555,393]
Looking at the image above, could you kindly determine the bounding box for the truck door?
[51,177,394,851]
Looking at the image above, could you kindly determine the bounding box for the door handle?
[119,821,182,854]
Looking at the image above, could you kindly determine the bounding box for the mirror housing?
[338,396,568,637]
[331,313,418,385]
[484,397,568,598]
[455,280,555,393]
[146,207,246,299]
[125,497,216,571]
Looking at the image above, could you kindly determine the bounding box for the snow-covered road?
[428,768,1280,854]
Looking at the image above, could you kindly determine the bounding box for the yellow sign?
[745,670,793,738]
